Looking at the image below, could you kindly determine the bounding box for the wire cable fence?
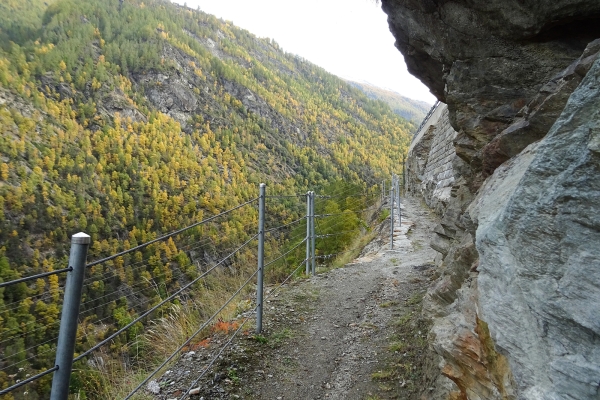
[316,229,361,239]
[73,233,259,364]
[85,197,259,269]
[415,100,441,135]
[0,182,385,399]
[0,197,259,398]
[0,267,73,289]
[176,255,309,400]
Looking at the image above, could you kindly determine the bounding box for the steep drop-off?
[0,0,417,396]
[382,0,600,398]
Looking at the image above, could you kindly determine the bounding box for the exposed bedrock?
[382,0,600,179]
[382,1,600,399]
[469,58,600,399]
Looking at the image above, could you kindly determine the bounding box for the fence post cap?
[71,232,91,244]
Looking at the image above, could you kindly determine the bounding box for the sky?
[172,0,436,104]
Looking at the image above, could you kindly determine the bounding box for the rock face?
[382,0,600,398]
[481,39,600,174]
[382,0,600,180]
[470,58,600,399]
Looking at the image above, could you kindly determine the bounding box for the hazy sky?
[173,0,435,104]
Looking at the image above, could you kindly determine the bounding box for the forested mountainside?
[347,80,430,124]
[0,0,415,397]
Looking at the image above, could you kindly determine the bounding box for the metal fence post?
[393,174,396,206]
[50,232,90,400]
[390,183,394,250]
[310,192,316,275]
[256,183,266,334]
[305,191,310,275]
[402,154,406,193]
[397,175,402,228]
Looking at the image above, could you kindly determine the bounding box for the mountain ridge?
[346,79,431,124]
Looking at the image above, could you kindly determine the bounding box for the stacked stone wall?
[407,103,458,214]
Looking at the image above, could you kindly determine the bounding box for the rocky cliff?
[382,0,600,398]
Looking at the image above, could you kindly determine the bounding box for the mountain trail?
[150,196,439,400]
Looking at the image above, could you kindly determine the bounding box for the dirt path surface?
[150,196,439,400]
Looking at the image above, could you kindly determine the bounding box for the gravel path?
[252,196,438,400]
[148,196,439,400]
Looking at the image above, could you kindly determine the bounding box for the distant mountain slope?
[347,80,431,125]
[0,0,56,47]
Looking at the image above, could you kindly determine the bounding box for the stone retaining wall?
[406,103,458,214]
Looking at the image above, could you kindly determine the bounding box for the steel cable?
[315,193,368,199]
[314,210,356,218]
[86,198,258,268]
[124,270,259,399]
[0,267,71,289]
[265,194,306,199]
[0,366,58,396]
[315,204,379,219]
[263,237,307,270]
[316,229,361,238]
[73,233,258,363]
[265,216,306,234]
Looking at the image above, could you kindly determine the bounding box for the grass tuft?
[371,369,394,380]
[394,313,412,326]
[379,300,399,308]
[406,292,424,305]
[270,328,293,343]
[389,341,406,352]
[251,334,268,344]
